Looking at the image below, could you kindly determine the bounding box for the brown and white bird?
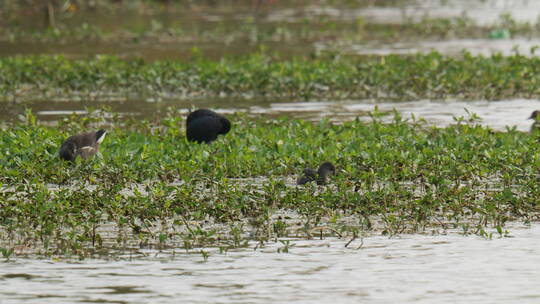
[297,162,336,185]
[59,129,107,161]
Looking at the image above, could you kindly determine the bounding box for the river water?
[10,98,540,132]
[3,98,538,303]
[1,223,539,304]
[2,1,540,302]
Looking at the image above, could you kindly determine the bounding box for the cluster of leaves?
[0,110,539,256]
[2,52,540,102]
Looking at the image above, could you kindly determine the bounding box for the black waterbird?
[59,129,107,161]
[186,109,231,143]
[297,161,336,185]
[529,110,540,132]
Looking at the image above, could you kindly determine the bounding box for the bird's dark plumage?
[59,129,107,161]
[297,168,317,185]
[186,109,231,143]
[529,110,540,132]
[297,161,336,185]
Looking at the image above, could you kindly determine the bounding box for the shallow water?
[2,2,540,301]
[333,0,540,25]
[1,223,539,304]
[6,98,540,132]
[0,40,312,61]
[2,0,538,60]
[245,0,540,25]
[318,38,540,57]
[250,99,540,132]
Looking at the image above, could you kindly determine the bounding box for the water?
[2,0,539,60]
[2,2,540,302]
[348,0,540,25]
[0,40,312,61]
[250,99,540,132]
[6,98,540,132]
[317,38,540,57]
[1,223,539,304]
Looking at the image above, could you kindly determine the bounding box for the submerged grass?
[3,52,540,102]
[0,109,539,257]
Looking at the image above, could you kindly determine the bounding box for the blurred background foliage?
[0,0,372,29]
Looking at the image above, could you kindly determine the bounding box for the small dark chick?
[297,161,336,185]
[186,109,231,143]
[59,129,107,162]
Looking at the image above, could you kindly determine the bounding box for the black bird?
[186,109,231,143]
[59,129,107,162]
[529,110,540,132]
[297,161,336,185]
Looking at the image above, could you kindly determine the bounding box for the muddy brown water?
[0,40,313,61]
[2,0,540,59]
[4,98,540,132]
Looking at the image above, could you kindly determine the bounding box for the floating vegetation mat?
[4,52,540,103]
[0,109,539,258]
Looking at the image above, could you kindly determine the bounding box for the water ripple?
[1,224,539,304]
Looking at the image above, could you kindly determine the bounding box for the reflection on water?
[8,98,540,132]
[1,223,539,304]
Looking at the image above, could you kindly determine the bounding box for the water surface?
[2,0,539,59]
[350,0,540,25]
[317,38,540,57]
[1,223,539,304]
[5,98,540,132]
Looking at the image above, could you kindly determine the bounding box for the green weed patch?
[2,52,540,102]
[0,110,539,256]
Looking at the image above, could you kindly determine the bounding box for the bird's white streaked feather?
[78,146,96,152]
[96,131,107,144]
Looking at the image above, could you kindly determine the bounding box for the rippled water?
[1,223,539,304]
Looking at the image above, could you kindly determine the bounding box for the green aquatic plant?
[0,247,14,261]
[3,52,540,103]
[0,109,539,256]
[277,240,295,253]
